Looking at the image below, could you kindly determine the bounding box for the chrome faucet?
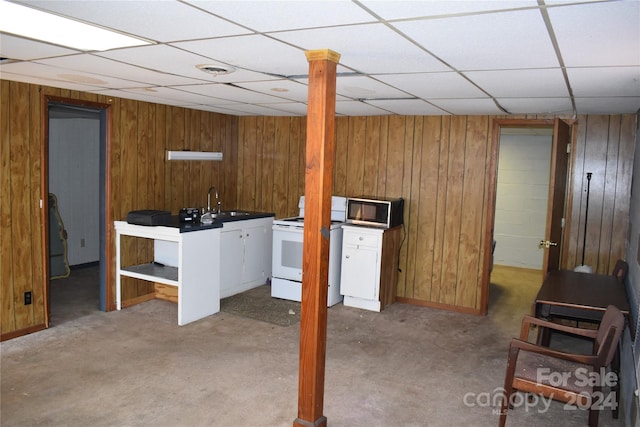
[207,186,221,214]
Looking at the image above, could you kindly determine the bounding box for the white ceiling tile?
[2,1,636,116]
[463,68,569,97]
[123,86,231,105]
[178,83,292,104]
[95,45,216,79]
[568,67,640,97]
[359,0,539,20]
[184,0,375,32]
[187,104,251,115]
[365,99,448,115]
[336,75,414,99]
[548,1,640,67]
[172,35,309,77]
[234,79,352,103]
[255,103,308,116]
[35,54,206,87]
[233,79,309,102]
[192,67,279,84]
[89,88,197,107]
[497,98,574,115]
[256,102,308,116]
[574,97,640,115]
[335,101,391,116]
[0,34,79,60]
[214,103,301,116]
[374,72,487,98]
[0,71,101,92]
[0,61,147,89]
[18,0,250,42]
[271,23,451,73]
[293,75,411,100]
[393,9,559,70]
[429,98,504,115]
[96,45,265,82]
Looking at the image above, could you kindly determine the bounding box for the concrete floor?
[1,265,625,427]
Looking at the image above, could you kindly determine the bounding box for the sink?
[222,210,250,217]
[201,210,251,222]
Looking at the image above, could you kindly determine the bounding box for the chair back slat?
[594,305,625,366]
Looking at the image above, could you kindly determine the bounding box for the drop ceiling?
[1,0,639,117]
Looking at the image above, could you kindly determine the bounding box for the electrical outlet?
[24,291,32,305]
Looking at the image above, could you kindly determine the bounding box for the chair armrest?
[520,315,598,341]
[509,338,598,366]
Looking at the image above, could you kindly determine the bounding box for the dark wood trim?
[1,323,47,342]
[41,95,114,330]
[40,90,50,328]
[480,119,561,315]
[104,103,114,312]
[395,297,484,316]
[561,120,579,271]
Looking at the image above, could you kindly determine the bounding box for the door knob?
[539,240,558,249]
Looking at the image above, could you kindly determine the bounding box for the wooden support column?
[294,49,340,427]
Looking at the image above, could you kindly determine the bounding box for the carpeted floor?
[220,285,301,326]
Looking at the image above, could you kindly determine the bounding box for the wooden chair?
[612,259,628,283]
[499,305,625,427]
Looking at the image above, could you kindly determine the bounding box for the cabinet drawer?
[343,230,380,248]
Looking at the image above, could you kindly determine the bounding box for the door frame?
[41,95,113,326]
[479,118,574,314]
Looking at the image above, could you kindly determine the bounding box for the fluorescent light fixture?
[0,0,152,51]
[167,151,223,161]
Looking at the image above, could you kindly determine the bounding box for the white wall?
[494,133,552,269]
[49,116,100,266]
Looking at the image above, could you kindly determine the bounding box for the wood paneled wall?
[237,114,636,314]
[1,77,636,338]
[236,116,307,216]
[1,80,238,339]
[564,115,636,274]
[1,80,46,337]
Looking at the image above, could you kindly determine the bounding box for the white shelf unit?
[114,221,221,325]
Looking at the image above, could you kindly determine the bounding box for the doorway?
[44,97,110,326]
[493,127,553,270]
[483,118,572,314]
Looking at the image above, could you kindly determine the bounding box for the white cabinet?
[219,216,273,298]
[114,221,221,326]
[340,225,402,312]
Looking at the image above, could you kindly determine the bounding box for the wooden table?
[534,269,630,418]
[535,269,629,322]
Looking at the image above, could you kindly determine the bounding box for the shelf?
[120,263,178,286]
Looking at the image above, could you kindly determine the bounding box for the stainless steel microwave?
[345,197,404,228]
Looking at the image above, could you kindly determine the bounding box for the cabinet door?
[242,224,270,284]
[341,245,378,300]
[220,228,244,294]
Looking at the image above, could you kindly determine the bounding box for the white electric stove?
[271,196,346,306]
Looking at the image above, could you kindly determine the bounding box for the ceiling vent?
[196,64,235,76]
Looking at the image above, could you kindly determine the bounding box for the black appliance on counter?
[179,207,201,223]
[126,210,171,226]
